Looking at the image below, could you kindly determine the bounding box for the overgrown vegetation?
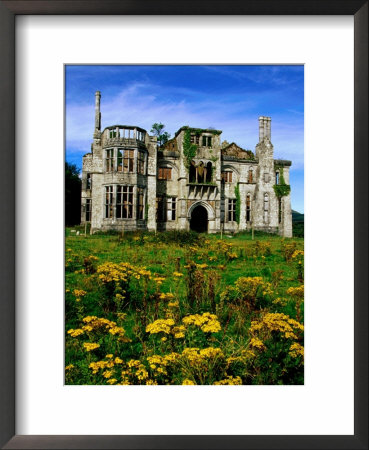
[273,168,291,198]
[235,184,241,225]
[65,230,304,385]
[150,123,171,147]
[183,129,198,170]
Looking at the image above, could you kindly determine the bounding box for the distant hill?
[292,210,304,222]
[292,210,304,238]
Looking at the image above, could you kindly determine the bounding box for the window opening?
[248,168,253,183]
[116,185,134,219]
[137,187,145,220]
[222,171,233,183]
[167,197,176,221]
[228,199,236,222]
[246,194,251,222]
[264,193,269,223]
[202,136,212,147]
[138,151,146,175]
[85,199,91,222]
[105,186,113,218]
[106,149,114,172]
[86,173,91,190]
[206,162,212,183]
[156,196,166,222]
[158,167,172,180]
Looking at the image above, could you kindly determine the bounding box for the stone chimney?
[258,116,271,142]
[94,91,101,138]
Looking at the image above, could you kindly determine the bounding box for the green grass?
[65,229,304,385]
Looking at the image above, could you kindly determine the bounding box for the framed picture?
[65,63,305,389]
[0,1,367,449]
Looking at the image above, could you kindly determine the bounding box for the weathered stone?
[81,94,293,237]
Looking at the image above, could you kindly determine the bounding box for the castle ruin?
[81,91,292,237]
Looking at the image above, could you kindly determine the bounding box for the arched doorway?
[190,205,208,232]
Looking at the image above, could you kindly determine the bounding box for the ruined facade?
[81,91,293,237]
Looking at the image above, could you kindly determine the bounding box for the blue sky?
[65,65,304,213]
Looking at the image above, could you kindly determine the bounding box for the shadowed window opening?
[246,194,251,222]
[190,205,208,233]
[85,199,91,222]
[86,173,91,190]
[189,161,196,183]
[222,171,232,183]
[206,162,212,183]
[156,196,166,222]
[276,171,280,185]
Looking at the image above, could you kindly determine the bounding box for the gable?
[221,143,254,160]
[162,138,178,152]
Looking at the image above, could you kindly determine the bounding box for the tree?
[65,162,81,226]
[150,122,171,147]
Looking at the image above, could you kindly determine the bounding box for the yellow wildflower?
[182,379,196,385]
[214,376,242,385]
[287,285,304,298]
[172,325,186,339]
[182,312,221,333]
[67,328,84,338]
[249,337,266,351]
[83,342,100,352]
[146,318,175,335]
[102,370,113,378]
[289,342,304,358]
[74,289,87,297]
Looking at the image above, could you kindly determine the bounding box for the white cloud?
[66,83,303,169]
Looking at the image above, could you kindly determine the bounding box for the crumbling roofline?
[102,125,147,134]
[274,159,292,167]
[174,126,222,138]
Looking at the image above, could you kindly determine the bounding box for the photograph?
[65,64,304,386]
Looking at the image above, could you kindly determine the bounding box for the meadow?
[65,229,304,385]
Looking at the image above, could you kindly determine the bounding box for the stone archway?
[190,204,208,233]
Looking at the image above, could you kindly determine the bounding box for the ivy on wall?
[235,183,241,225]
[273,167,291,198]
[183,129,197,170]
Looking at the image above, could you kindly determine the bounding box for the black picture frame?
[0,1,367,449]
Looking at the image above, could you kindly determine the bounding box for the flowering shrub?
[286,285,304,321]
[220,276,272,312]
[248,312,304,384]
[292,249,304,282]
[254,241,272,257]
[96,261,157,311]
[281,240,297,262]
